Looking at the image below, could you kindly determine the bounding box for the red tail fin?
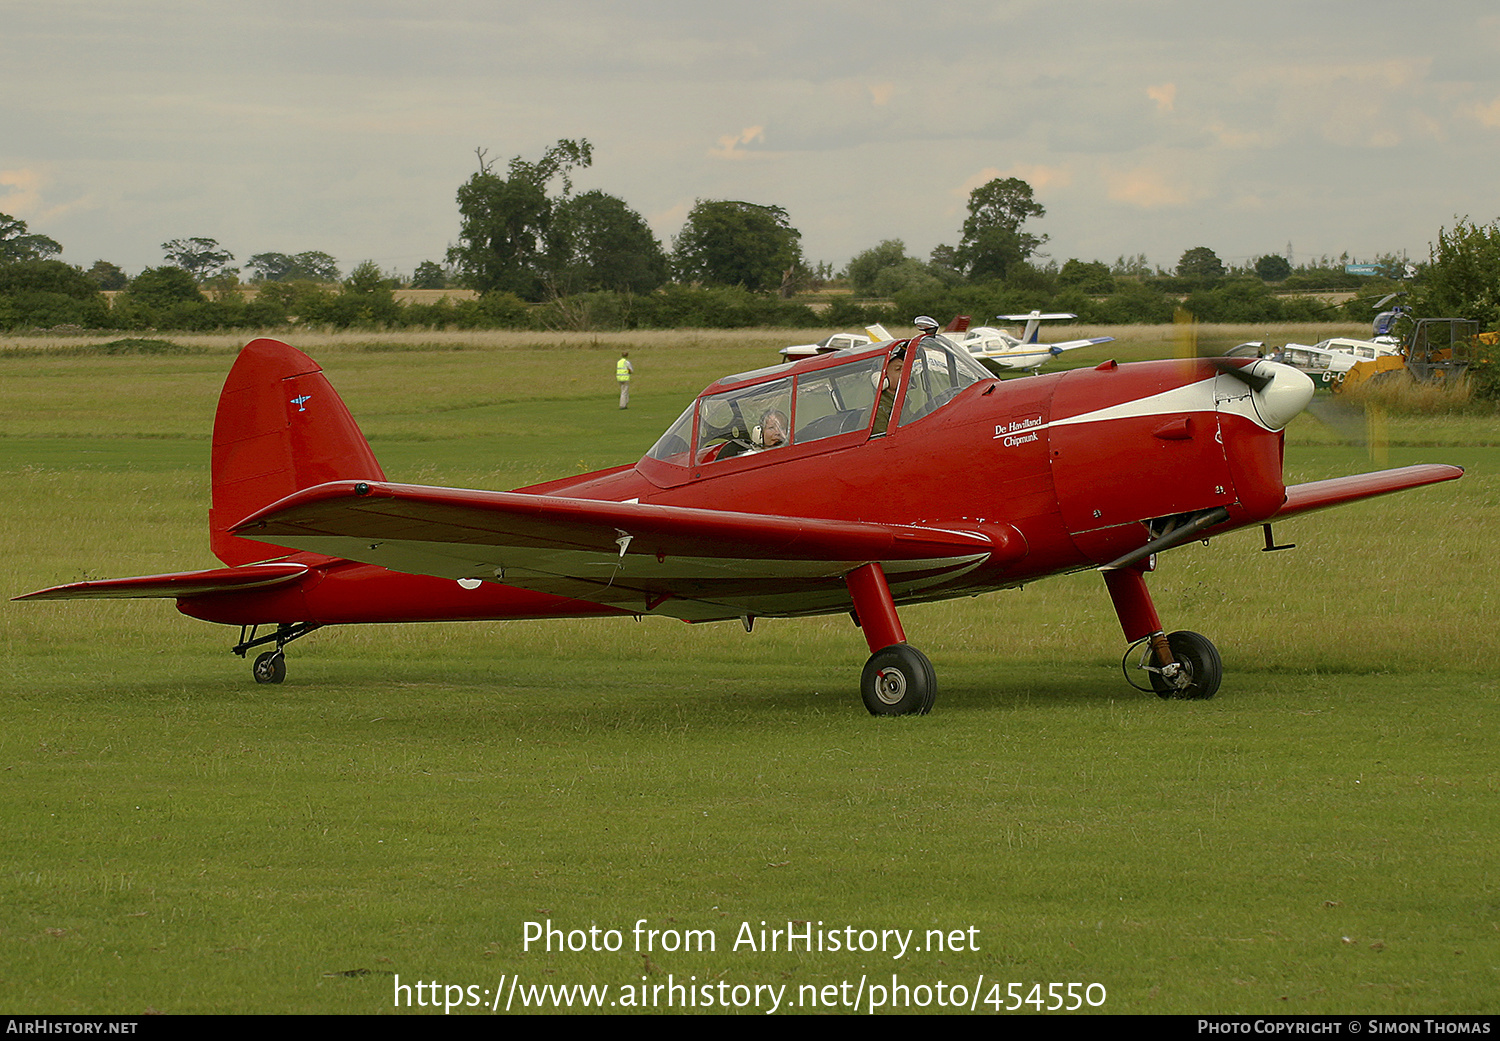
[209,339,385,566]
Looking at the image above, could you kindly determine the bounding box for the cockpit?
[642,333,993,476]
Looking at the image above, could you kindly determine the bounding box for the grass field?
[1,328,1496,1015]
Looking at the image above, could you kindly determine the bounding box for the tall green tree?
[247,251,341,283]
[410,261,448,289]
[0,260,109,330]
[1176,246,1226,282]
[0,259,100,298]
[85,260,127,290]
[0,213,63,264]
[126,266,205,309]
[447,139,593,300]
[545,190,667,295]
[337,260,401,325]
[1415,217,1500,330]
[955,177,1047,281]
[672,200,803,295]
[844,239,911,296]
[1058,258,1115,294]
[1253,254,1291,282]
[162,237,236,282]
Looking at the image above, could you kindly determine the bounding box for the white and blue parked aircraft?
[950,312,1113,373]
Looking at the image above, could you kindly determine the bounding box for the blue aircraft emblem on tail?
[290,394,312,412]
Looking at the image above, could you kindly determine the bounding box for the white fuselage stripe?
[991,375,1267,437]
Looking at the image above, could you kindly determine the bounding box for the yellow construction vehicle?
[1336,317,1497,392]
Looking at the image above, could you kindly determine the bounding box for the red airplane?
[17,331,1462,714]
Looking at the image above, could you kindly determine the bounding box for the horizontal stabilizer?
[14,562,309,602]
[1275,464,1464,520]
[1048,336,1114,356]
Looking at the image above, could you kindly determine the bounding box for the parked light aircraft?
[1262,337,1404,390]
[17,334,1462,714]
[947,312,1114,373]
[779,325,893,360]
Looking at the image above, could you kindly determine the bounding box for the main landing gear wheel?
[252,650,286,685]
[1148,631,1221,701]
[861,644,937,716]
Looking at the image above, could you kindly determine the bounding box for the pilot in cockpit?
[717,407,789,459]
[871,347,907,434]
[757,408,789,450]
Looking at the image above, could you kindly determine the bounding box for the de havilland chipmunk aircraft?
[17,328,1462,715]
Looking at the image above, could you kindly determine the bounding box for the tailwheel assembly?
[252,650,286,685]
[233,622,321,684]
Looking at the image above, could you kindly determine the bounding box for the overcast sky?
[5,0,1499,280]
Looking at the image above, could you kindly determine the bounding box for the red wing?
[1274,464,1463,521]
[14,563,310,601]
[234,480,1001,560]
[231,481,1016,620]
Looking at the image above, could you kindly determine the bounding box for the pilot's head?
[760,409,789,448]
[883,346,907,386]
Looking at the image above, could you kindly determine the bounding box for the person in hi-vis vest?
[616,351,634,409]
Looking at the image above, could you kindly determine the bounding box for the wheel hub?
[1159,659,1192,691]
[874,667,908,705]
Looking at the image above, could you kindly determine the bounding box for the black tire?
[253,651,286,685]
[861,644,936,716]
[1150,631,1221,700]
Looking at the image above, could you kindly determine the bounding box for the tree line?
[0,139,1492,334]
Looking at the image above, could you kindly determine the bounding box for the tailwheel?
[234,622,320,684]
[252,650,286,685]
[861,644,936,716]
[1134,630,1221,700]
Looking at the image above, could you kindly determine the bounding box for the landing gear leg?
[846,562,935,715]
[1103,564,1222,700]
[233,622,322,684]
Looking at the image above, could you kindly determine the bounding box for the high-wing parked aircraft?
[779,325,893,360]
[17,335,1461,714]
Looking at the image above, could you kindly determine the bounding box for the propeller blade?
[1207,356,1274,392]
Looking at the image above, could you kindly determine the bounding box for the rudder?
[210,338,386,566]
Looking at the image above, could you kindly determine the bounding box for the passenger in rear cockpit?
[757,408,788,450]
[718,408,788,459]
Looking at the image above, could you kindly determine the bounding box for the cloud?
[1146,83,1176,112]
[0,167,94,226]
[1471,98,1500,128]
[954,167,1005,201]
[1206,122,1271,149]
[868,82,895,106]
[709,125,766,160]
[1006,164,1073,192]
[1104,165,1202,209]
[0,169,46,216]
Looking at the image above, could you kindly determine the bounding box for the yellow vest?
[616,358,632,381]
